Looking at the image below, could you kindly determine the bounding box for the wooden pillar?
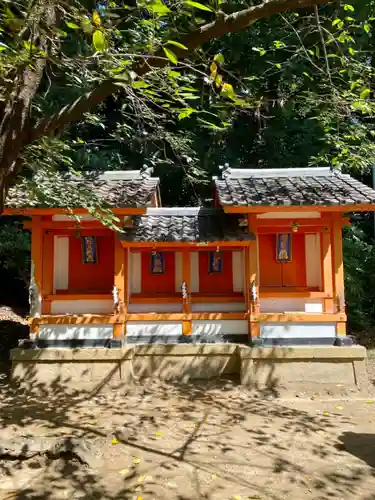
[29,217,43,331]
[182,249,192,335]
[42,232,54,314]
[332,214,346,335]
[114,239,126,339]
[321,227,334,313]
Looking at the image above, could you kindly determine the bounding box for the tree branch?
[31,0,329,142]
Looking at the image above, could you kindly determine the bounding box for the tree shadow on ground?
[0,365,373,500]
[337,432,375,469]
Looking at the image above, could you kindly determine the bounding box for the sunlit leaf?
[360,88,370,99]
[132,456,141,464]
[111,438,119,445]
[184,1,213,12]
[344,4,354,11]
[332,18,341,26]
[148,1,171,16]
[336,405,344,411]
[210,62,217,74]
[214,53,225,64]
[364,23,371,33]
[93,30,106,52]
[93,11,101,26]
[178,108,196,120]
[323,411,330,417]
[167,40,188,50]
[132,81,150,89]
[65,21,79,29]
[163,47,178,64]
[118,468,129,476]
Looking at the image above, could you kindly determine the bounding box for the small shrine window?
[151,251,165,274]
[81,236,98,264]
[209,251,223,274]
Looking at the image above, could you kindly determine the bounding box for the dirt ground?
[0,355,373,500]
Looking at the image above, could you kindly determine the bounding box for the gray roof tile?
[120,208,254,243]
[215,168,375,207]
[6,170,159,209]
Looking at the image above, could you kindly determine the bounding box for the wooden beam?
[4,207,146,216]
[222,204,375,214]
[120,241,249,248]
[247,219,260,337]
[45,293,111,301]
[254,217,330,227]
[321,228,334,313]
[257,313,346,322]
[257,226,327,235]
[129,294,244,304]
[332,214,345,315]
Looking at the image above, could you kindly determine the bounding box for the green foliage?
[0,220,30,284]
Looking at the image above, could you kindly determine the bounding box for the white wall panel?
[305,234,322,288]
[260,298,323,313]
[191,302,245,312]
[51,300,113,314]
[232,251,244,292]
[190,252,199,293]
[175,252,182,292]
[128,303,182,313]
[192,320,248,336]
[126,322,183,336]
[130,252,141,294]
[38,324,113,340]
[53,236,69,292]
[261,323,335,339]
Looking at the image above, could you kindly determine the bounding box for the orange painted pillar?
[182,250,192,335]
[114,239,126,339]
[332,214,346,335]
[321,227,334,313]
[29,217,43,337]
[248,215,260,338]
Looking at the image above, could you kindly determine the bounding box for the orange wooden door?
[199,251,234,294]
[259,234,306,288]
[259,235,282,287]
[141,251,175,295]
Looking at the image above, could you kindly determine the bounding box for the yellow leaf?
[212,473,217,480]
[367,400,374,404]
[93,11,101,26]
[118,468,129,476]
[132,456,141,464]
[138,475,146,483]
[233,496,242,500]
[336,405,344,411]
[136,497,143,500]
[111,438,119,445]
[155,431,163,437]
[323,412,330,417]
[87,420,97,425]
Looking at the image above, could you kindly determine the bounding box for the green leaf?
[252,47,266,56]
[132,80,150,89]
[332,18,341,26]
[214,53,225,65]
[364,23,371,33]
[303,71,313,81]
[167,40,188,50]
[184,1,213,12]
[93,30,106,52]
[163,47,178,64]
[168,70,181,78]
[344,4,354,11]
[221,82,235,98]
[348,47,355,55]
[148,1,171,16]
[360,88,370,99]
[275,63,281,69]
[0,43,8,51]
[273,40,286,49]
[178,108,196,120]
[65,21,79,29]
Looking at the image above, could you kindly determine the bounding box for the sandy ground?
[0,360,374,500]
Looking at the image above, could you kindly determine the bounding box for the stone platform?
[10,345,368,396]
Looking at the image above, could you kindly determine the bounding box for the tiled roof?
[6,170,159,209]
[119,208,254,242]
[214,167,375,207]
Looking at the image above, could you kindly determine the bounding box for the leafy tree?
[0,0,333,209]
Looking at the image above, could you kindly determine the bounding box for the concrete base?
[10,345,368,396]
